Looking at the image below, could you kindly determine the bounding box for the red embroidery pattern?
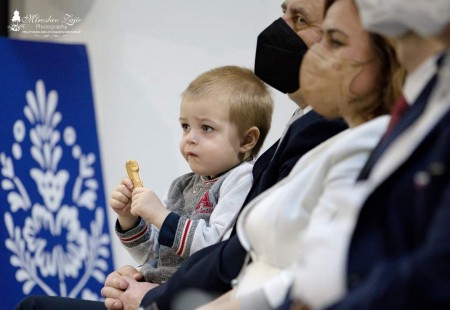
[195,192,213,214]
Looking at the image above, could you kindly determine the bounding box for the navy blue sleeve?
[141,235,247,309]
[158,212,180,248]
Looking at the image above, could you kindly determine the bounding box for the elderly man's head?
[254,0,326,107]
[254,0,326,94]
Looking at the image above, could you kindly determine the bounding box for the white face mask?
[355,0,450,37]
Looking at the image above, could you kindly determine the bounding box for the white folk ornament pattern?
[1,80,111,300]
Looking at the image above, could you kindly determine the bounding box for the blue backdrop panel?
[0,37,113,309]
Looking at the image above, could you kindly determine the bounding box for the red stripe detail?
[203,178,219,184]
[120,224,148,243]
[177,219,192,256]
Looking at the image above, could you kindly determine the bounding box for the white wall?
[10,0,296,268]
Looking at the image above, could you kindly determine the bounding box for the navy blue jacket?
[328,107,450,309]
[141,111,347,309]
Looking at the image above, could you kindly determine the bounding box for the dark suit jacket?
[141,111,347,309]
[328,97,450,308]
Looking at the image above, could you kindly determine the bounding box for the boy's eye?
[181,124,190,131]
[202,125,214,132]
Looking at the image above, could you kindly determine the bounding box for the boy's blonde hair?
[182,66,274,156]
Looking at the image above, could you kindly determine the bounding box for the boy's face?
[179,95,244,178]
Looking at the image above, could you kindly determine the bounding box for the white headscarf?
[355,0,450,37]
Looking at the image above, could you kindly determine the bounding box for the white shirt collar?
[276,106,311,151]
[288,106,309,126]
[403,54,439,105]
[302,105,312,115]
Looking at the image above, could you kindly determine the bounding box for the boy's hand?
[131,188,170,229]
[110,177,138,230]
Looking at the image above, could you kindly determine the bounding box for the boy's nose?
[186,130,198,144]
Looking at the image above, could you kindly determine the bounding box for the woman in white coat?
[197,0,405,309]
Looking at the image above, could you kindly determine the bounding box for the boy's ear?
[240,126,260,153]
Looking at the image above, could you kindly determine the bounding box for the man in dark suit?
[322,1,450,309]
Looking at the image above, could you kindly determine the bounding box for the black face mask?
[254,17,308,94]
